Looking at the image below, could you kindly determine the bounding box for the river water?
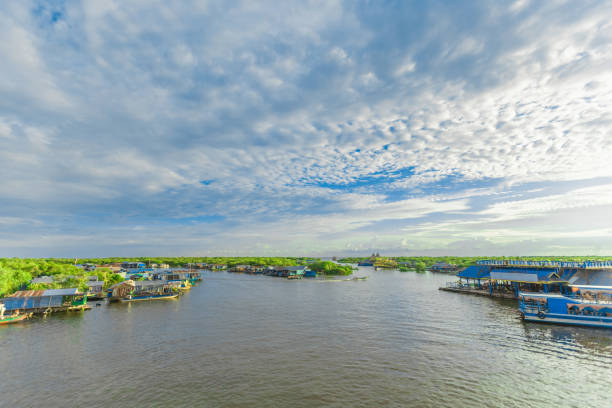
[1,268,610,407]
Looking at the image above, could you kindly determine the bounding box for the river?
[1,268,610,407]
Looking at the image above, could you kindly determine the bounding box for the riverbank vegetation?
[29,257,315,268]
[0,259,122,297]
[0,257,317,297]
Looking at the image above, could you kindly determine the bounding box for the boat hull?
[0,314,28,325]
[119,294,179,302]
[522,312,612,329]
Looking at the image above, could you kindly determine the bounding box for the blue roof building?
[451,260,606,298]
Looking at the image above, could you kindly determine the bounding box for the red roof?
[9,290,46,297]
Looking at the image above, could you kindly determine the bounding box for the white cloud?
[1,1,612,255]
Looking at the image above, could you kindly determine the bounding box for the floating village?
[0,260,341,325]
[1,257,612,329]
[440,259,612,328]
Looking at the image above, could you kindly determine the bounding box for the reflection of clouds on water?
[521,322,612,358]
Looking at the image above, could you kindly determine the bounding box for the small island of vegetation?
[308,261,353,276]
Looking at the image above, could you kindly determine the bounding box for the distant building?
[30,276,54,285]
[431,262,458,272]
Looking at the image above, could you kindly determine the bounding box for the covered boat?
[0,304,29,325]
[519,290,612,328]
[108,280,179,302]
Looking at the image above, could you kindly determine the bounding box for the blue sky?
[1,1,612,257]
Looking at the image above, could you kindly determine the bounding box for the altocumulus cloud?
[1,0,612,257]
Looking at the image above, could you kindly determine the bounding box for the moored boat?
[0,304,29,325]
[109,280,180,302]
[519,291,612,328]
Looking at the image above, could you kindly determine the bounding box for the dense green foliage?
[0,259,124,297]
[0,257,319,297]
[36,256,315,268]
[309,261,353,275]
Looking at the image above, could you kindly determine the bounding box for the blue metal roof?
[569,270,612,286]
[457,266,487,279]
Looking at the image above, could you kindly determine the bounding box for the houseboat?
[430,262,458,272]
[152,269,200,287]
[264,266,309,278]
[519,290,612,328]
[86,279,106,300]
[108,280,179,302]
[0,288,89,315]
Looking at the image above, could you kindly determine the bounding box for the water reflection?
[1,268,610,408]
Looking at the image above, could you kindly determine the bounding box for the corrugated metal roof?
[108,280,134,289]
[491,272,539,282]
[8,290,46,298]
[134,281,169,288]
[490,268,561,282]
[42,288,80,296]
[457,266,485,279]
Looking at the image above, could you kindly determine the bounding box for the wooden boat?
[0,305,29,325]
[0,313,28,325]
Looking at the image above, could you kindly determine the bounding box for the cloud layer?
[1,1,612,256]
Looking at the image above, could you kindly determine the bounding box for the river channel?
[1,268,610,407]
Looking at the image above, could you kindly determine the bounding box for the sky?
[1,0,612,257]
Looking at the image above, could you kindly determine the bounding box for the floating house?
[152,269,201,287]
[87,280,105,299]
[447,260,612,299]
[265,266,309,278]
[186,263,208,269]
[228,265,265,274]
[208,264,226,270]
[430,262,458,272]
[0,288,88,314]
[107,280,178,302]
[228,265,250,273]
[122,262,146,270]
[121,262,152,276]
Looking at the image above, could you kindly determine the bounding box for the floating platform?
[439,286,516,299]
